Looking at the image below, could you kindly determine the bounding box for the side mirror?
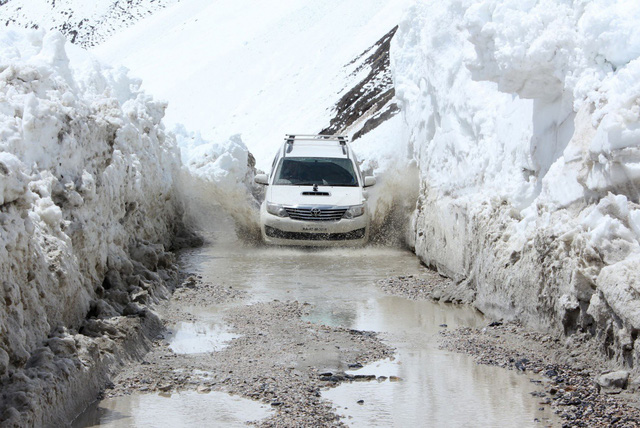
[364,176,376,187]
[254,174,269,185]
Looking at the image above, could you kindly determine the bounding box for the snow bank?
[0,28,185,425]
[394,0,640,364]
[174,126,262,241]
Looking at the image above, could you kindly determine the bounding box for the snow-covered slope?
[92,0,409,171]
[0,0,180,47]
[393,0,640,365]
[0,28,188,426]
[89,0,413,241]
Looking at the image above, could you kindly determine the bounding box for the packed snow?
[0,27,188,424]
[394,0,640,361]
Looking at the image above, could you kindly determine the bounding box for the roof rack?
[283,134,349,156]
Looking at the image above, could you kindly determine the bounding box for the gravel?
[378,273,640,428]
[104,275,394,426]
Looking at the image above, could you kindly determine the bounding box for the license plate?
[302,227,328,232]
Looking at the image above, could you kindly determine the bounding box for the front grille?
[285,207,347,221]
[265,226,366,241]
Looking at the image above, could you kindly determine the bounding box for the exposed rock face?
[321,26,399,140]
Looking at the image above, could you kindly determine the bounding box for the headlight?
[266,202,288,217]
[343,204,365,219]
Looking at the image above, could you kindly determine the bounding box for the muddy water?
[80,238,559,426]
[74,390,271,427]
[180,242,558,426]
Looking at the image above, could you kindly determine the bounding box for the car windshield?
[273,157,358,187]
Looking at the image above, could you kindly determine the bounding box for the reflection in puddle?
[74,391,270,427]
[166,321,238,354]
[324,357,556,427]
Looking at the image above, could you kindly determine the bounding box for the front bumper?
[260,207,369,246]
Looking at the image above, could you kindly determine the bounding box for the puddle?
[324,357,556,427]
[84,233,559,427]
[73,391,271,427]
[186,243,560,426]
[166,321,238,354]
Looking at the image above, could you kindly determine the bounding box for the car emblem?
[311,208,321,217]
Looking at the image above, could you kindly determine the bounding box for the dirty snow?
[0,27,186,425]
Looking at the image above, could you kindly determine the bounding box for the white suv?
[254,134,375,246]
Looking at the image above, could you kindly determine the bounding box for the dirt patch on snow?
[0,238,204,427]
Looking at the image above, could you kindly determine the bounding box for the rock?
[123,302,147,317]
[196,385,211,394]
[0,348,10,376]
[357,400,364,405]
[183,276,198,288]
[353,375,376,381]
[596,371,629,390]
[629,376,640,392]
[515,358,529,371]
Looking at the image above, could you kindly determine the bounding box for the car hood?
[267,185,364,207]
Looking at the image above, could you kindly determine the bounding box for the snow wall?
[0,29,189,424]
[394,0,640,366]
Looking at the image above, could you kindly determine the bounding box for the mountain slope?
[92,0,409,170]
[0,0,180,47]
